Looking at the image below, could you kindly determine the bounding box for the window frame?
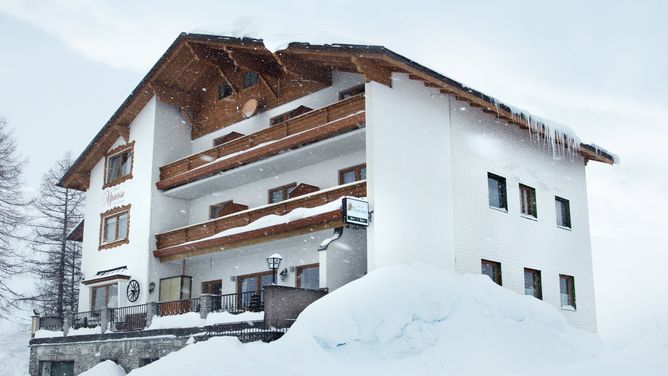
[338,84,365,100]
[519,183,538,218]
[201,279,222,295]
[481,259,502,286]
[90,283,118,311]
[236,270,274,294]
[524,268,543,299]
[487,173,508,211]
[242,71,259,89]
[555,196,572,229]
[218,82,233,100]
[103,142,135,189]
[268,182,297,204]
[559,274,577,310]
[296,263,320,289]
[338,163,367,185]
[99,205,131,250]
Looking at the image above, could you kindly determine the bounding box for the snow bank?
[0,324,30,376]
[127,264,605,376]
[33,329,63,338]
[79,361,125,376]
[67,326,101,336]
[146,311,263,330]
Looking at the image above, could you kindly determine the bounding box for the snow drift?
[128,264,603,376]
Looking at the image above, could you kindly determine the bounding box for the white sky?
[0,0,666,346]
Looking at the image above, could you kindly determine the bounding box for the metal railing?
[72,311,100,330]
[213,291,264,313]
[111,304,148,331]
[158,297,200,317]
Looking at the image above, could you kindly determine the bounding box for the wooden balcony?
[157,94,366,191]
[154,181,367,261]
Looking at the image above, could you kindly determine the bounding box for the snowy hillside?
[116,263,667,376]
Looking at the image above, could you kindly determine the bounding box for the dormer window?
[104,142,134,188]
[243,71,259,89]
[218,83,233,99]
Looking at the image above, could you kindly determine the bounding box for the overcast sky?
[0,0,666,346]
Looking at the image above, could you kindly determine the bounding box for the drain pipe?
[317,227,344,251]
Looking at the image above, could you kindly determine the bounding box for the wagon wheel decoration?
[126,280,140,302]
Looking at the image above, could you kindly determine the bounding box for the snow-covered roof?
[59,32,617,190]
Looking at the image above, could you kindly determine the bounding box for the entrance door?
[237,271,273,311]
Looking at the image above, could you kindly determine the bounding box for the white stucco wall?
[78,97,158,310]
[448,97,597,331]
[364,74,457,271]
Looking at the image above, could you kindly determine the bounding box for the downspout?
[317,227,344,251]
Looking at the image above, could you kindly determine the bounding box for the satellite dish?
[242,99,258,118]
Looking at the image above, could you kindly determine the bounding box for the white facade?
[76,67,600,332]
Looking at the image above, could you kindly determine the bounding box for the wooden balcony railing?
[155,180,367,250]
[157,94,366,191]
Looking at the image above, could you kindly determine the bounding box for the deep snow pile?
[127,264,606,376]
[0,323,30,376]
[78,361,125,376]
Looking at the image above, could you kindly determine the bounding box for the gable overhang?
[59,33,616,191]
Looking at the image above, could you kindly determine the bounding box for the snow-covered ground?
[0,322,30,376]
[2,264,667,375]
[122,264,665,376]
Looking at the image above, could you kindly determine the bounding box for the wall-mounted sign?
[342,197,369,226]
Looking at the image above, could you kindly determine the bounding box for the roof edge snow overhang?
[59,33,616,191]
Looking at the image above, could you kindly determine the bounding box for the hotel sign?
[342,197,369,226]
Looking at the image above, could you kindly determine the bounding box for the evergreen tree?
[29,153,85,316]
[0,117,29,318]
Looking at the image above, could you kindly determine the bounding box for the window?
[270,105,313,126]
[338,84,365,100]
[524,268,542,299]
[202,280,222,295]
[104,142,134,188]
[218,83,233,99]
[555,196,571,228]
[560,274,576,309]
[481,259,502,286]
[237,271,273,309]
[488,173,507,210]
[99,205,130,249]
[296,264,320,289]
[339,164,367,184]
[519,184,537,218]
[242,71,259,88]
[159,276,192,302]
[40,361,74,376]
[268,183,297,204]
[91,284,118,311]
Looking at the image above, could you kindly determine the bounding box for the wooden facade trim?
[157,97,366,190]
[99,204,131,250]
[154,210,346,262]
[102,141,135,190]
[155,180,366,252]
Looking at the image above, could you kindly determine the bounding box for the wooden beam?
[113,123,130,142]
[222,46,283,77]
[149,81,203,110]
[351,56,392,87]
[273,52,331,84]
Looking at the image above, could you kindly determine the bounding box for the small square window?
[100,206,130,249]
[243,72,259,89]
[338,164,367,184]
[104,143,134,187]
[481,259,502,286]
[555,196,571,228]
[519,184,537,217]
[560,274,576,309]
[488,173,507,210]
[218,83,233,99]
[524,268,542,299]
[268,183,297,204]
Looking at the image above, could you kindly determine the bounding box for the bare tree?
[29,153,85,316]
[0,117,29,317]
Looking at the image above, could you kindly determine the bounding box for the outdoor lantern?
[266,253,282,284]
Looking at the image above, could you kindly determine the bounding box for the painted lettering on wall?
[104,188,126,207]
